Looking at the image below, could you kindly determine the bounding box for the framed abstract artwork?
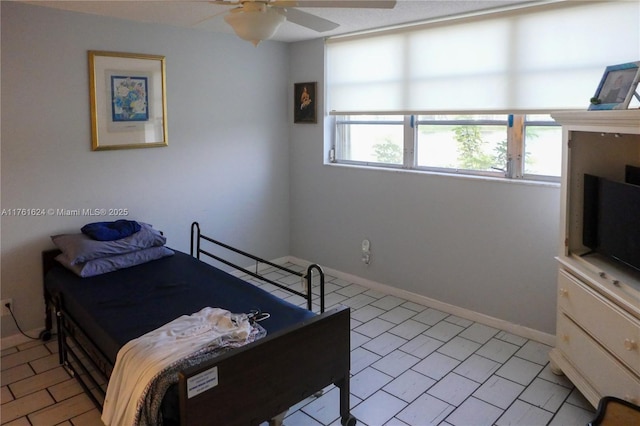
[110,75,149,122]
[89,51,168,150]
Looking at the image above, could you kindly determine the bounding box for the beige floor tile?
[0,389,54,424]
[69,407,103,426]
[1,364,34,387]
[28,393,95,426]
[30,353,59,374]
[0,346,18,357]
[1,385,14,404]
[10,367,70,399]
[48,377,84,402]
[16,340,46,351]
[3,416,32,426]
[1,346,50,371]
[44,340,58,354]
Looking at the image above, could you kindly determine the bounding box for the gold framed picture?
[88,51,168,150]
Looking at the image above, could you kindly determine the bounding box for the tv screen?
[583,173,640,271]
[582,174,599,249]
[625,164,640,186]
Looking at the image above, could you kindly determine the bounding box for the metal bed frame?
[190,221,326,313]
[42,222,356,425]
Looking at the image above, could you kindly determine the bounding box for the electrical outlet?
[1,299,13,316]
[362,239,371,265]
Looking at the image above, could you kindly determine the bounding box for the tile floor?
[1,264,597,425]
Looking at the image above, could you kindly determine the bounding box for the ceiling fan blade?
[278,8,340,32]
[282,0,397,8]
[192,8,233,27]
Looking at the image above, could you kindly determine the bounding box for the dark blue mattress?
[45,250,315,363]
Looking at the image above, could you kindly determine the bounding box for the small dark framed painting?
[294,82,317,123]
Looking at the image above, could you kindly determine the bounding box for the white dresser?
[549,110,640,408]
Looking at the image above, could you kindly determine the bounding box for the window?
[326,1,637,182]
[334,115,405,166]
[415,115,508,174]
[522,114,562,178]
[332,114,561,181]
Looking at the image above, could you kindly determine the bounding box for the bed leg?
[43,296,53,340]
[336,376,357,426]
[55,310,65,366]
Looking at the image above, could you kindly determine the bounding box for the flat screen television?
[583,173,640,271]
[626,164,640,186]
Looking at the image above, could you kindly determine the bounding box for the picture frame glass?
[89,51,168,150]
[589,62,640,110]
[599,69,636,103]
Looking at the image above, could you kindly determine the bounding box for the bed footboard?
[179,305,354,426]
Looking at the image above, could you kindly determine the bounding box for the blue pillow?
[81,220,141,241]
[55,246,174,277]
[51,223,166,265]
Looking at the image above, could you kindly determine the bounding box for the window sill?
[324,161,561,188]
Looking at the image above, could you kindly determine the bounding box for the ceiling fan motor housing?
[224,3,286,46]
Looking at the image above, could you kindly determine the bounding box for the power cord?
[4,302,53,341]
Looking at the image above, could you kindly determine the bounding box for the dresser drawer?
[557,313,640,404]
[558,269,640,375]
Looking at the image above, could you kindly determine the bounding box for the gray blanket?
[134,322,266,425]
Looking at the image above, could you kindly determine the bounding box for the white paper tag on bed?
[187,366,219,399]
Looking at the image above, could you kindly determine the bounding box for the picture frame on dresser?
[89,51,168,151]
[589,62,640,111]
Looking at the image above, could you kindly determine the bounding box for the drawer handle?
[559,288,569,297]
[624,339,638,351]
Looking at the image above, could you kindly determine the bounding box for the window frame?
[330,113,561,183]
[333,115,407,168]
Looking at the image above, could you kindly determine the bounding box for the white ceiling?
[23,0,536,43]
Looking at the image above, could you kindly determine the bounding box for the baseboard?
[226,256,291,276]
[1,327,48,350]
[288,256,555,346]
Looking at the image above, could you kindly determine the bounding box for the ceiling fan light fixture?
[224,7,286,46]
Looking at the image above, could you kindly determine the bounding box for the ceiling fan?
[207,0,397,46]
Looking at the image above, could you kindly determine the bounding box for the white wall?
[289,39,561,335]
[1,2,292,338]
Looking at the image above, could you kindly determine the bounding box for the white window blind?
[326,1,640,114]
